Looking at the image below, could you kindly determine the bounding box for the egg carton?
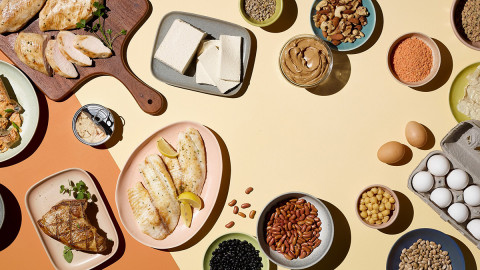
[408,120,480,249]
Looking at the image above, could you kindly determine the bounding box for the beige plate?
[116,121,223,249]
[25,168,119,270]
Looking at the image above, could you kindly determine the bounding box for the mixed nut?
[313,0,369,45]
[265,198,322,260]
[399,239,452,270]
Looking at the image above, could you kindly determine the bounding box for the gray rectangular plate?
[151,11,251,97]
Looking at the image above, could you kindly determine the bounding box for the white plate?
[0,60,39,162]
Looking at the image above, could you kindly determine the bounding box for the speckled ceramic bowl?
[387,32,441,87]
[450,0,480,51]
[355,184,399,229]
[256,192,334,269]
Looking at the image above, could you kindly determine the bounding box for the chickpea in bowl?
[356,185,399,229]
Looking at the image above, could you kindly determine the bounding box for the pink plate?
[25,168,119,270]
[115,121,223,249]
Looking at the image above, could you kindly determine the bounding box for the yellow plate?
[449,62,480,123]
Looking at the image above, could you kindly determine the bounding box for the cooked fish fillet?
[74,35,112,59]
[57,31,92,66]
[45,40,78,78]
[128,182,169,240]
[14,32,53,76]
[0,126,19,152]
[37,200,106,253]
[0,0,46,34]
[39,0,102,31]
[162,155,184,194]
[140,154,179,233]
[177,128,207,196]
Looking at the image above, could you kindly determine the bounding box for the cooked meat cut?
[0,128,19,152]
[57,31,92,66]
[39,0,102,31]
[74,35,112,59]
[45,40,78,78]
[128,182,169,240]
[14,32,52,76]
[0,0,46,34]
[0,77,18,118]
[139,154,180,233]
[37,200,107,253]
[177,128,207,196]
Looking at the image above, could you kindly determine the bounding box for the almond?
[332,40,341,46]
[322,31,328,38]
[355,25,362,30]
[348,18,360,25]
[332,17,340,28]
[319,9,330,15]
[330,33,344,40]
[343,10,355,14]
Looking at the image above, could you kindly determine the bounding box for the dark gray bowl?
[256,192,334,269]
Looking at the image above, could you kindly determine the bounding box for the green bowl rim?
[239,0,284,27]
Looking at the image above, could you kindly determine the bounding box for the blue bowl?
[386,228,465,270]
[310,0,376,51]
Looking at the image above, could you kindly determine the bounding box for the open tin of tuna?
[72,104,115,146]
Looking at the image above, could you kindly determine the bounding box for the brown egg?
[377,141,406,164]
[405,121,428,148]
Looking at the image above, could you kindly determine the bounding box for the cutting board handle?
[114,63,164,115]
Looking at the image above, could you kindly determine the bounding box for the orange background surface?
[0,53,179,269]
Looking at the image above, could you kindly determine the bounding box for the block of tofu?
[219,35,242,82]
[196,40,220,86]
[154,19,206,74]
[198,46,239,93]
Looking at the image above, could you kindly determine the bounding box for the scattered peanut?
[245,187,254,194]
[225,221,235,228]
[233,206,239,214]
[241,203,251,209]
[249,210,256,219]
[238,212,247,218]
[228,199,237,207]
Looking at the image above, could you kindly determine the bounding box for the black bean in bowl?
[210,239,263,270]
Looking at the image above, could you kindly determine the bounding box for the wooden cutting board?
[0,0,164,115]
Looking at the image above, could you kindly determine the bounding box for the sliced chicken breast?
[57,31,92,66]
[46,40,78,78]
[139,154,180,233]
[0,0,46,34]
[39,0,102,31]
[74,35,112,59]
[14,32,53,76]
[128,182,169,240]
[177,128,207,196]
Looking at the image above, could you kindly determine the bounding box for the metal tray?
[408,120,480,249]
[151,11,251,97]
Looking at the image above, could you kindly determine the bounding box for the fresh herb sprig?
[63,246,73,263]
[76,2,127,51]
[60,180,95,201]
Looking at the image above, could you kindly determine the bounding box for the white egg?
[446,169,469,190]
[430,188,452,208]
[447,203,469,223]
[412,171,434,192]
[427,155,451,176]
[464,185,480,206]
[467,219,480,240]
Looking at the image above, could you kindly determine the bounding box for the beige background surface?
[75,0,480,269]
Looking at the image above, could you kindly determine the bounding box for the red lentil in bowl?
[387,33,441,87]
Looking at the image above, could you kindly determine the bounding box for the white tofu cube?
[154,19,206,74]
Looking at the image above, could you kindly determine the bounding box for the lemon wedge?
[180,201,192,228]
[156,137,178,158]
[178,192,203,209]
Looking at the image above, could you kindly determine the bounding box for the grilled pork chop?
[37,200,106,253]
[0,0,46,34]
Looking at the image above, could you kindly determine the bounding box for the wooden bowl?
[355,184,399,229]
[387,32,441,87]
[450,0,480,51]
